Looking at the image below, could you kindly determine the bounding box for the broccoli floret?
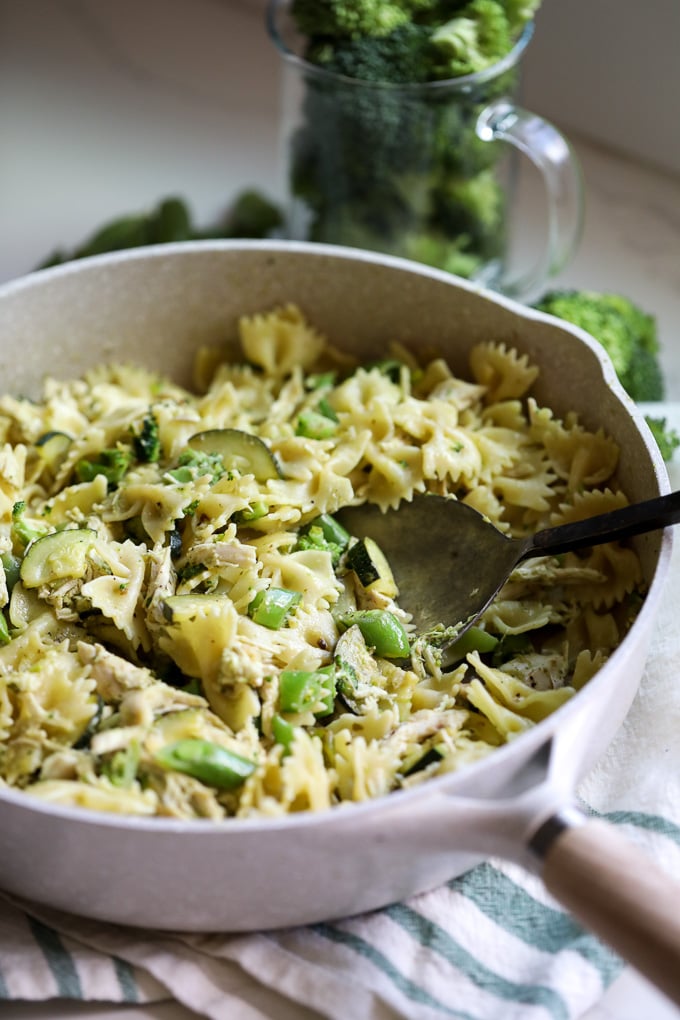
[306,22,435,83]
[621,346,664,403]
[533,289,665,403]
[402,229,486,277]
[221,189,284,239]
[37,191,283,269]
[587,293,659,354]
[76,448,133,489]
[431,168,505,253]
[166,448,225,485]
[294,524,345,565]
[146,197,192,244]
[431,0,512,77]
[534,291,636,381]
[501,0,542,35]
[645,417,680,463]
[11,501,48,548]
[291,0,412,39]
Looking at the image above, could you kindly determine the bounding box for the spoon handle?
[524,490,680,560]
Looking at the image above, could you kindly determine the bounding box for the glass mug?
[267,0,584,302]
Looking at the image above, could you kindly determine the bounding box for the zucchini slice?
[162,593,226,623]
[346,537,398,598]
[35,431,72,467]
[188,429,281,481]
[20,528,97,588]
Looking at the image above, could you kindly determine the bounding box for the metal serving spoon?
[338,489,680,645]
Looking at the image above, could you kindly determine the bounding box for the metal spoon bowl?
[338,489,680,646]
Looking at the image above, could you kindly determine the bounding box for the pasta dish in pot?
[0,304,642,819]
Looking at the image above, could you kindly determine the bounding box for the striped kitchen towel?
[1,446,680,1020]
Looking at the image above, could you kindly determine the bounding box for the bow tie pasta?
[0,304,642,819]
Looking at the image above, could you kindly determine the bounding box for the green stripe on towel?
[452,863,620,983]
[600,810,680,846]
[313,922,479,1019]
[28,917,82,999]
[387,903,570,1020]
[113,957,139,1002]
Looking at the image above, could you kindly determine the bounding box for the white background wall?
[523,0,680,176]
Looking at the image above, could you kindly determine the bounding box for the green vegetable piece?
[11,501,48,548]
[161,592,225,623]
[166,447,225,484]
[76,447,132,489]
[402,743,446,777]
[305,371,337,390]
[75,215,149,259]
[317,397,339,422]
[431,0,512,78]
[295,514,350,566]
[235,500,269,524]
[279,666,335,715]
[73,696,105,749]
[491,631,533,667]
[155,738,255,789]
[295,409,338,439]
[1,551,21,594]
[165,466,195,485]
[103,740,140,788]
[0,613,11,646]
[366,358,403,383]
[447,625,498,660]
[645,416,680,463]
[346,536,397,597]
[248,587,302,629]
[19,528,97,588]
[338,609,410,658]
[318,513,351,549]
[188,429,281,481]
[35,431,72,470]
[622,346,664,402]
[533,289,663,403]
[292,2,412,46]
[222,189,284,239]
[271,713,296,753]
[133,413,161,462]
[146,197,192,244]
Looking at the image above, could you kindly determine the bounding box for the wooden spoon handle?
[541,818,680,1005]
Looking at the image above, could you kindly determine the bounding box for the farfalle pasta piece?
[238,304,326,378]
[469,341,540,402]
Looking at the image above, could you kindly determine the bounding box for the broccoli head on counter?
[534,289,679,462]
[38,191,283,269]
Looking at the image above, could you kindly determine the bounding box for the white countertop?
[2,2,680,1018]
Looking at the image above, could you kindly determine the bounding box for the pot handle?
[532,810,680,1006]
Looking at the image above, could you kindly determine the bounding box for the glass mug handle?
[476,100,584,302]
